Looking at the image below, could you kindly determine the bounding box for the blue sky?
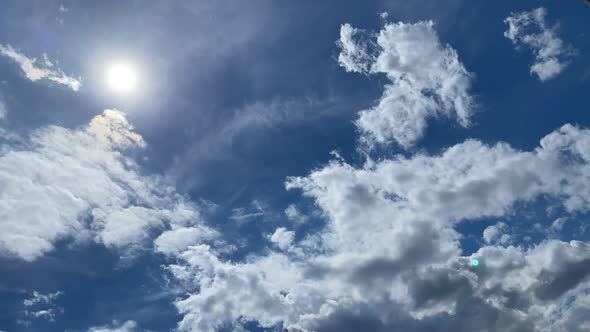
[0,1,589,332]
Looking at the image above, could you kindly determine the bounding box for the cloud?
[0,97,6,120]
[229,200,267,223]
[483,222,510,244]
[337,24,375,74]
[22,291,64,323]
[170,96,351,192]
[284,204,308,225]
[268,227,295,250]
[87,320,140,332]
[504,7,574,81]
[0,44,82,91]
[23,291,63,307]
[337,21,475,148]
[155,226,220,257]
[163,123,590,332]
[550,217,567,232]
[550,291,590,332]
[0,110,212,261]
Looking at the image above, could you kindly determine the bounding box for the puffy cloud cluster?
[504,7,573,81]
[3,13,583,332]
[483,222,511,245]
[164,123,590,331]
[157,17,589,332]
[268,227,295,250]
[0,45,82,91]
[337,21,475,148]
[0,110,214,261]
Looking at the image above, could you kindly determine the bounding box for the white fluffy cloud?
[471,240,590,331]
[483,222,510,245]
[338,21,475,148]
[0,110,211,261]
[155,226,219,257]
[0,44,82,91]
[163,123,590,332]
[504,7,573,81]
[268,227,295,250]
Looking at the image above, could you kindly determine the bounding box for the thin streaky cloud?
[0,44,82,91]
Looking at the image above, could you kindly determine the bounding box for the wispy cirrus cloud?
[0,44,82,91]
[229,200,267,223]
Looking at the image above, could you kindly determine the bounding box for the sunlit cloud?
[0,44,82,91]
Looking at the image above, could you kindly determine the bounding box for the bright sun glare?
[107,63,138,93]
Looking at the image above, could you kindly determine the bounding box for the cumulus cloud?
[0,44,81,91]
[471,240,590,330]
[162,123,590,332]
[337,21,475,148]
[87,320,140,332]
[155,226,220,257]
[483,222,511,245]
[550,291,590,332]
[337,24,375,74]
[0,109,212,261]
[504,7,573,81]
[268,227,295,250]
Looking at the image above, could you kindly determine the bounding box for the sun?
[106,62,138,93]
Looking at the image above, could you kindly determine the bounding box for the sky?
[0,1,589,331]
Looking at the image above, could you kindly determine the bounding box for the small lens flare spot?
[471,259,480,266]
